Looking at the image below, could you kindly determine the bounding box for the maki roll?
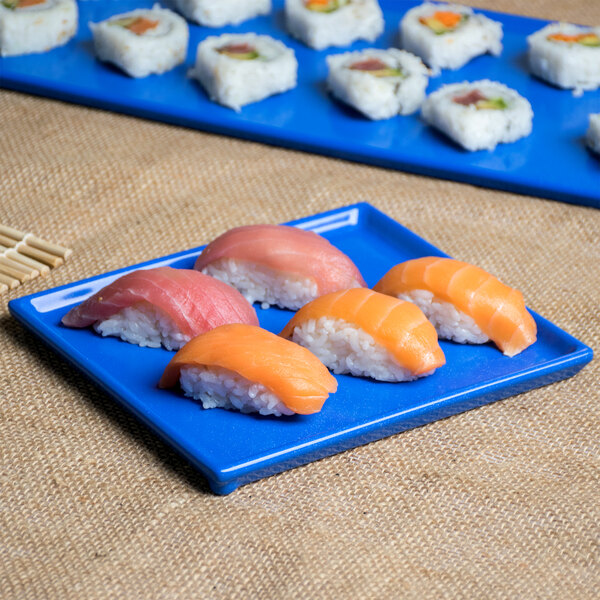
[171,0,271,28]
[373,257,537,357]
[527,23,600,95]
[280,288,445,382]
[190,33,297,112]
[285,0,384,51]
[326,48,429,119]
[61,267,258,351]
[399,2,502,74]
[194,224,366,310]
[0,0,77,57]
[421,80,533,151]
[90,4,189,78]
[586,113,600,156]
[159,324,337,416]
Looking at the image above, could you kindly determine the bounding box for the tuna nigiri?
[280,288,445,381]
[373,257,537,357]
[61,267,258,350]
[159,324,337,416]
[194,224,366,310]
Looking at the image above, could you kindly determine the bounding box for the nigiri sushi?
[194,224,366,310]
[280,288,445,381]
[62,267,258,350]
[373,257,537,357]
[159,324,337,416]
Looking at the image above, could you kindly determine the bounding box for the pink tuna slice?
[61,266,258,336]
[350,58,389,71]
[194,225,366,295]
[219,43,256,54]
[453,90,488,106]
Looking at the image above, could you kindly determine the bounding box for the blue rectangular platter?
[0,1,599,208]
[8,203,593,494]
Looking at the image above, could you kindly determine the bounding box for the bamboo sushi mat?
[1,1,599,598]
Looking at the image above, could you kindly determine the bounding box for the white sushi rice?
[586,113,600,155]
[398,289,488,345]
[327,48,429,119]
[171,0,271,27]
[421,80,533,151]
[180,365,294,416]
[94,302,190,351]
[285,0,384,51]
[201,258,318,310]
[90,4,189,78]
[290,316,426,382]
[527,23,600,96]
[399,2,502,75]
[190,33,297,112]
[0,0,77,57]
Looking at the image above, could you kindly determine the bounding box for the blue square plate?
[0,1,599,207]
[8,203,593,494]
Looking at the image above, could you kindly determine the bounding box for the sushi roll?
[61,267,258,351]
[171,0,271,28]
[0,0,77,57]
[586,113,600,155]
[399,2,502,74]
[527,23,600,95]
[284,0,384,51]
[194,224,366,310]
[90,4,189,78]
[373,257,537,357]
[280,288,445,381]
[159,324,337,416]
[326,48,429,120]
[421,80,533,151]
[190,33,298,112]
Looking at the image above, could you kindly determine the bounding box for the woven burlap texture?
[1,1,599,598]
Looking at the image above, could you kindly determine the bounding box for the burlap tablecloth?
[1,1,599,598]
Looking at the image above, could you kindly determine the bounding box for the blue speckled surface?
[0,0,599,206]
[8,204,593,494]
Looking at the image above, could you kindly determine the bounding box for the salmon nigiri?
[194,224,366,310]
[280,288,445,381]
[373,257,537,357]
[159,324,337,416]
[62,267,258,350]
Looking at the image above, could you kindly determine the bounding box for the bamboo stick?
[0,225,72,260]
[0,263,29,283]
[15,243,63,268]
[1,246,50,275]
[0,272,19,289]
[0,255,38,278]
[0,282,7,294]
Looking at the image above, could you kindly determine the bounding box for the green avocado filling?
[579,34,600,47]
[305,0,350,14]
[2,0,19,9]
[370,67,404,78]
[476,97,508,110]
[110,16,139,28]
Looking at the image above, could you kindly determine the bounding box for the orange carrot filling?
[126,17,159,35]
[420,11,462,28]
[547,32,600,45]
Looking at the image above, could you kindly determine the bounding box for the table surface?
[1,1,598,599]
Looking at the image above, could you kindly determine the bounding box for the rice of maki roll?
[527,23,600,95]
[586,113,600,156]
[171,0,271,28]
[285,0,384,51]
[189,33,298,112]
[399,2,502,75]
[0,0,77,57]
[326,48,430,119]
[421,80,533,151]
[90,4,189,78]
